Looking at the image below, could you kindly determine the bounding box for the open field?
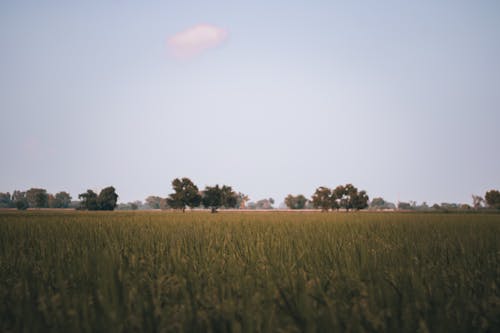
[1,211,499,332]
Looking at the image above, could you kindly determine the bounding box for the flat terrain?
[1,211,499,332]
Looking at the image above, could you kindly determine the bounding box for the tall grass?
[0,211,499,332]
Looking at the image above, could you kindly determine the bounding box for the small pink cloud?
[167,24,228,59]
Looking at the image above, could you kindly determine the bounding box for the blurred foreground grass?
[0,211,499,332]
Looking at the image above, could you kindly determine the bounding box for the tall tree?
[202,185,238,213]
[166,178,201,212]
[313,184,369,212]
[97,186,119,211]
[26,188,49,208]
[78,190,99,210]
[311,187,332,211]
[52,191,72,208]
[284,194,308,209]
[202,185,223,213]
[11,190,28,210]
[485,190,500,209]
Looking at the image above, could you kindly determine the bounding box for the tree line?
[0,187,119,211]
[1,181,499,212]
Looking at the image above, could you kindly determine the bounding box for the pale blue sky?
[1,0,499,205]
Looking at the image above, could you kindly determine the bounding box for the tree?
[26,188,49,208]
[166,178,201,212]
[159,198,170,210]
[202,184,238,213]
[332,185,346,210]
[221,185,238,209]
[284,194,308,209]
[312,187,333,211]
[370,197,386,209]
[16,198,29,210]
[255,198,274,209]
[0,192,11,208]
[235,192,249,209]
[472,195,484,210]
[145,196,162,209]
[202,185,223,213]
[79,190,99,210]
[339,184,368,211]
[48,191,72,208]
[350,189,369,211]
[12,190,27,210]
[485,190,500,209]
[313,184,369,212]
[97,186,119,211]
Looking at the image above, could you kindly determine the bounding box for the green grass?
[1,211,499,332]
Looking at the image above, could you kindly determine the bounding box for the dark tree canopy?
[97,186,119,211]
[52,191,72,208]
[78,190,99,210]
[311,187,332,211]
[485,190,500,209]
[15,198,29,210]
[26,188,49,208]
[78,187,118,211]
[202,185,238,213]
[312,184,369,212]
[284,194,308,209]
[166,177,201,212]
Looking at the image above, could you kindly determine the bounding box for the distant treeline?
[1,178,499,212]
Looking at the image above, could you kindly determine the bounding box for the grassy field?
[0,211,499,332]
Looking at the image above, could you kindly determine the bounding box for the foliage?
[54,191,72,208]
[235,192,249,209]
[145,196,162,209]
[117,201,142,210]
[11,191,28,210]
[15,198,29,210]
[313,184,369,211]
[0,192,11,208]
[0,211,499,332]
[166,178,201,212]
[247,198,275,210]
[284,194,308,209]
[311,187,332,211]
[97,186,119,211]
[485,190,500,209]
[370,197,396,210]
[78,190,99,210]
[48,191,72,208]
[26,188,49,208]
[370,197,386,208]
[202,185,238,213]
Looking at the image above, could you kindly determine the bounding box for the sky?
[1,0,499,206]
